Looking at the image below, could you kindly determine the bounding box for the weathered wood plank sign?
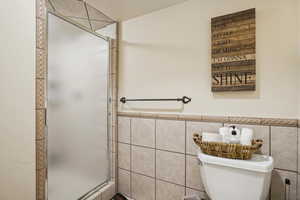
[211,8,256,92]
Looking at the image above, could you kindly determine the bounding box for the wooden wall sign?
[211,8,256,92]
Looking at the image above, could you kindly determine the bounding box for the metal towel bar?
[120,96,192,104]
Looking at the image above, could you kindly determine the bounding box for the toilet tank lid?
[197,151,274,173]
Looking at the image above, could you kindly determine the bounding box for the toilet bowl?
[197,151,273,200]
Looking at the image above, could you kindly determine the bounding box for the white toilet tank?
[197,152,273,200]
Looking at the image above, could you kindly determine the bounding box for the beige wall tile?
[118,169,131,197]
[111,153,115,178]
[93,194,101,200]
[298,174,300,200]
[111,140,116,153]
[156,120,185,153]
[118,143,131,170]
[132,118,155,148]
[36,0,47,19]
[36,168,46,200]
[132,173,155,200]
[156,180,185,200]
[101,182,116,200]
[112,104,118,127]
[156,113,179,120]
[36,79,45,109]
[119,112,140,118]
[156,150,185,185]
[132,146,155,177]
[110,48,118,74]
[202,116,228,123]
[298,128,300,173]
[186,188,209,200]
[110,38,118,49]
[271,169,297,200]
[110,73,117,93]
[261,118,298,127]
[36,18,46,49]
[36,48,46,79]
[225,124,270,155]
[186,121,222,155]
[228,117,262,125]
[186,155,204,191]
[118,117,131,143]
[271,127,298,171]
[112,125,117,142]
[36,109,45,140]
[92,194,101,200]
[36,139,46,170]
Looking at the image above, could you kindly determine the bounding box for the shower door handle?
[44,109,47,126]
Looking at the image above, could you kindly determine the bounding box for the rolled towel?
[240,128,254,146]
[219,127,230,143]
[202,132,222,142]
[227,125,241,144]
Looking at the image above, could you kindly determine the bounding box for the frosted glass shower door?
[47,14,109,200]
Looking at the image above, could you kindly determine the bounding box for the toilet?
[197,151,273,200]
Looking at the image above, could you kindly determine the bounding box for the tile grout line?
[130,118,132,198]
[184,120,187,196]
[119,168,152,179]
[118,141,186,155]
[185,186,206,193]
[296,128,299,198]
[116,117,119,194]
[268,126,272,200]
[154,119,157,200]
[156,177,186,188]
[119,167,186,188]
[297,127,299,176]
[273,168,298,173]
[297,126,299,200]
[129,118,133,198]
[269,126,271,156]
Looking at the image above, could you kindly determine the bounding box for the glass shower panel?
[47,13,109,200]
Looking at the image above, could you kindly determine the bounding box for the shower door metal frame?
[46,11,112,200]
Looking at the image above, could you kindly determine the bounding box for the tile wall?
[117,115,300,200]
[36,0,47,199]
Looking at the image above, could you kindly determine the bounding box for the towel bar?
[119,96,192,104]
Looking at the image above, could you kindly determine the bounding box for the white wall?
[298,0,300,119]
[0,1,36,199]
[119,0,299,118]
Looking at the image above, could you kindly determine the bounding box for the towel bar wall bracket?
[119,96,192,104]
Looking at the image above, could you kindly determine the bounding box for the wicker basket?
[193,133,263,160]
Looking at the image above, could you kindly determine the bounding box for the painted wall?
[0,1,36,199]
[119,0,299,118]
[298,0,300,119]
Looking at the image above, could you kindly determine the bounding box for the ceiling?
[85,0,188,21]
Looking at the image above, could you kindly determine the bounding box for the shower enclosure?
[46,6,115,199]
